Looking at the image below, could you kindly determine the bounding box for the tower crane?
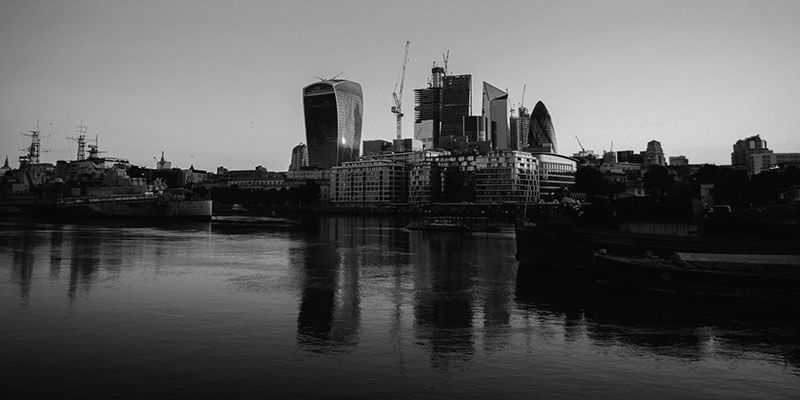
[391,40,410,140]
[575,136,585,152]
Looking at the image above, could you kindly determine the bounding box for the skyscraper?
[528,101,557,153]
[303,79,363,169]
[482,82,509,149]
[509,106,530,150]
[440,74,471,139]
[413,66,444,150]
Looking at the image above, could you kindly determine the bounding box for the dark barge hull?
[515,219,800,273]
[593,253,800,299]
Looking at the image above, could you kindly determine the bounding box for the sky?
[1,0,799,171]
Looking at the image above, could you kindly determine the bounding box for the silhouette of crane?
[391,41,410,140]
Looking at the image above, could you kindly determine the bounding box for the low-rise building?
[532,153,577,201]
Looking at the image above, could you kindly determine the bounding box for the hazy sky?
[2,0,799,170]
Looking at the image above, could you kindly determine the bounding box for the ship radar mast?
[67,121,88,161]
[19,121,49,165]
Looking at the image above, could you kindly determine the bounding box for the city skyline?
[2,1,799,171]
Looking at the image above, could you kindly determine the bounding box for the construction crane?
[66,121,88,161]
[520,83,527,110]
[391,40,410,140]
[575,136,585,152]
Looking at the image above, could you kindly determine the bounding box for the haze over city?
[2,0,799,171]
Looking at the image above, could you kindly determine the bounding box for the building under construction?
[413,65,444,150]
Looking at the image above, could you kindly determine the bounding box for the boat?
[0,126,212,221]
[407,216,500,232]
[593,252,800,298]
[515,197,800,272]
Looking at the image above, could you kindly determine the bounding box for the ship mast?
[20,121,48,165]
[67,121,88,161]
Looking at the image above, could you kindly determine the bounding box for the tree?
[574,166,605,196]
[711,168,751,207]
[643,165,673,196]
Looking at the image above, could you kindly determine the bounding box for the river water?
[1,216,797,399]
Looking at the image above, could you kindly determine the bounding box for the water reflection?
[294,218,361,352]
[67,229,101,300]
[49,228,64,279]
[10,229,35,303]
[515,268,800,374]
[1,217,798,396]
[412,233,478,369]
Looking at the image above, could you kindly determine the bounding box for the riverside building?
[532,153,577,201]
[329,158,408,206]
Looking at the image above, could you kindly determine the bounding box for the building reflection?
[294,217,362,352]
[411,232,478,370]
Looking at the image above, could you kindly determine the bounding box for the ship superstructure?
[0,123,211,220]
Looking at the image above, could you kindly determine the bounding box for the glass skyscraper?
[528,101,557,153]
[303,79,363,169]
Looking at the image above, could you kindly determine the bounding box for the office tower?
[509,106,530,150]
[414,66,444,150]
[440,74,472,139]
[289,143,309,171]
[528,101,557,153]
[463,116,486,143]
[303,79,363,169]
[643,140,666,168]
[482,82,509,149]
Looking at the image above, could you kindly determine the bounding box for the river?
[0,216,797,399]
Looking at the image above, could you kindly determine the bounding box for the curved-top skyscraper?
[303,79,363,169]
[528,101,557,154]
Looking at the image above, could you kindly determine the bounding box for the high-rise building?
[643,140,666,168]
[482,82,509,149]
[303,79,363,169]
[289,143,309,171]
[731,135,770,173]
[528,101,557,153]
[440,74,472,139]
[414,66,444,150]
[509,107,530,150]
[463,116,486,143]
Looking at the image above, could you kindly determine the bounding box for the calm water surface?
[1,217,798,399]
